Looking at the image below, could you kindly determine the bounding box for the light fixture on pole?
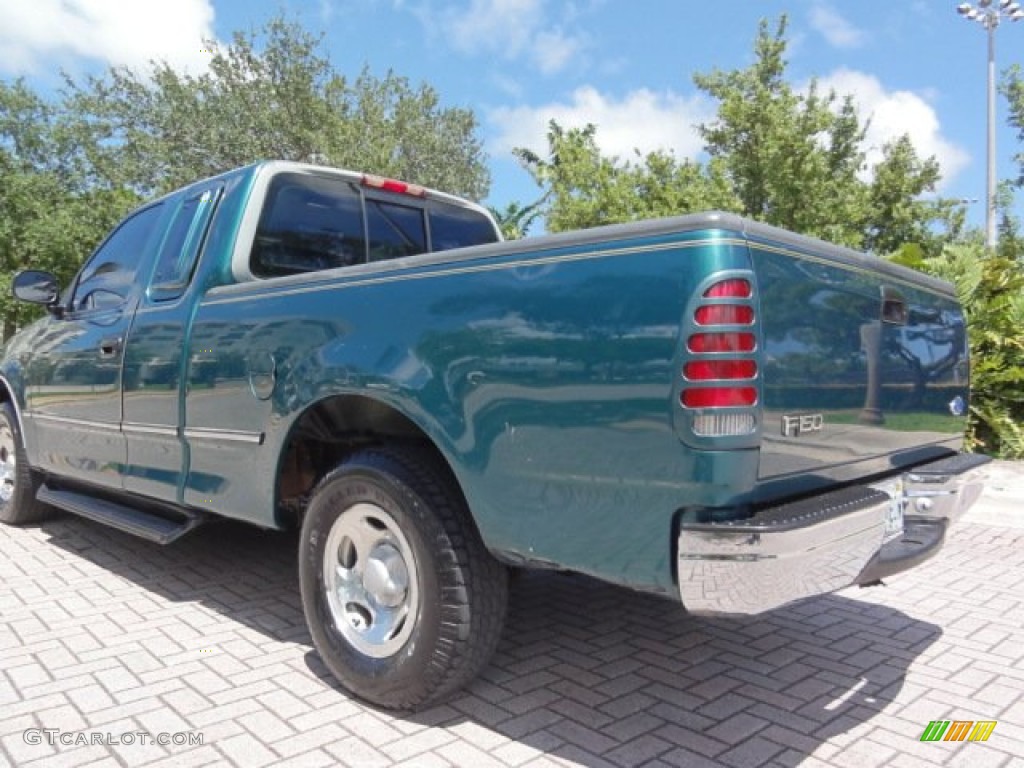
[956,0,1024,250]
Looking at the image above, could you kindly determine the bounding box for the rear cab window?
[366,199,426,262]
[251,173,366,278]
[428,202,503,253]
[247,167,500,280]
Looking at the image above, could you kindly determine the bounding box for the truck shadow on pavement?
[40,515,939,767]
[430,569,939,766]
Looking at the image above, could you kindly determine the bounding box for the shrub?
[920,244,1024,457]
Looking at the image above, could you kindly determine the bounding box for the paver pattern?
[1,463,1023,767]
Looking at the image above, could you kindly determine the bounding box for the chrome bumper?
[676,453,990,615]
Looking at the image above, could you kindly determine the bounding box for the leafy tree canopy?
[921,242,1024,457]
[516,16,954,257]
[0,81,136,337]
[515,122,740,233]
[1,15,492,338]
[65,16,490,200]
[1003,64,1024,189]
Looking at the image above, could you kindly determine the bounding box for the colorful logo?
[920,720,997,742]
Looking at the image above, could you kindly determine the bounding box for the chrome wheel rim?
[323,502,419,658]
[0,421,16,504]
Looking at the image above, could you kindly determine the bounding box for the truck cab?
[5,161,500,505]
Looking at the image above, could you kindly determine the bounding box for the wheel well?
[274,395,458,529]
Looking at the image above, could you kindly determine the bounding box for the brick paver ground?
[1,464,1022,768]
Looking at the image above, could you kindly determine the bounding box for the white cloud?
[448,0,544,56]
[818,69,970,189]
[0,0,217,76]
[533,29,583,76]
[809,3,865,49]
[420,0,587,75]
[489,86,712,161]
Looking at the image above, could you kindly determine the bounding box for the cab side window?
[150,187,221,298]
[72,204,164,312]
[251,174,366,278]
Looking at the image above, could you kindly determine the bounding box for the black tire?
[0,401,53,525]
[299,446,507,710]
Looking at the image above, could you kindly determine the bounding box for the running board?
[37,485,205,544]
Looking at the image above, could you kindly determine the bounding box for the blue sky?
[2,0,1023,231]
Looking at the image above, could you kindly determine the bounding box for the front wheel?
[299,447,507,710]
[0,401,52,526]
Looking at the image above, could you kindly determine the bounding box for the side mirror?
[12,270,60,308]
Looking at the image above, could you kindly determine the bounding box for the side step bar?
[37,485,205,544]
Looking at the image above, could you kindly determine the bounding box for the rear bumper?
[676,452,990,615]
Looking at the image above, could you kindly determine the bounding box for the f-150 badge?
[782,413,824,437]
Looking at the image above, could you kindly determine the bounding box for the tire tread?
[303,444,507,710]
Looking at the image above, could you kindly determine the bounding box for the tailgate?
[747,231,968,481]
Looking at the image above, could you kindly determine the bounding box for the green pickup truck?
[0,160,989,710]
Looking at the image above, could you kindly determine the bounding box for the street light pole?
[987,17,997,249]
[957,0,1024,250]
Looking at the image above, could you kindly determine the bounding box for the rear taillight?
[688,333,756,353]
[682,387,758,408]
[681,276,758,437]
[694,305,754,326]
[683,360,757,381]
[703,279,752,299]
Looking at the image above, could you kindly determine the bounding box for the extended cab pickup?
[0,160,990,709]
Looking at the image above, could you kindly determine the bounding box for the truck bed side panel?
[185,228,755,593]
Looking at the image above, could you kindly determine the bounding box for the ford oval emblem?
[949,396,966,417]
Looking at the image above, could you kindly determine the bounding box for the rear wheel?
[0,401,53,525]
[299,447,507,710]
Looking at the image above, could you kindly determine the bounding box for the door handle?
[99,336,123,357]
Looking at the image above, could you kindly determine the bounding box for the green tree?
[921,243,1024,457]
[515,17,946,255]
[694,16,948,252]
[995,182,1024,261]
[865,136,946,255]
[0,80,136,339]
[694,18,868,247]
[515,122,739,232]
[1004,64,1024,188]
[67,15,490,199]
[489,198,546,240]
[2,15,493,338]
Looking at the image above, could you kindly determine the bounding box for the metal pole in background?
[956,0,1024,250]
[986,18,997,249]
